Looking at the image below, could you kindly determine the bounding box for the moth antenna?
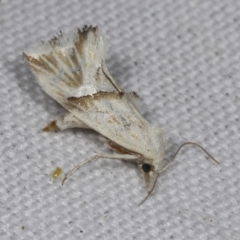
[62,153,141,185]
[138,173,160,206]
[162,142,220,172]
[62,155,99,185]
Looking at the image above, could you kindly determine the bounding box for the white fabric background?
[0,0,239,239]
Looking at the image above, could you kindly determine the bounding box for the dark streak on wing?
[24,55,56,75]
[71,71,83,86]
[68,91,124,101]
[42,52,59,69]
[55,50,72,68]
[68,91,124,110]
[63,72,80,87]
[67,91,141,113]
[106,139,138,155]
[74,25,98,57]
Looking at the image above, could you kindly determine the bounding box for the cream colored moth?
[24,26,219,204]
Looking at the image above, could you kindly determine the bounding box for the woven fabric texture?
[0,0,239,239]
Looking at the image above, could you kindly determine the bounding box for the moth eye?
[142,163,152,173]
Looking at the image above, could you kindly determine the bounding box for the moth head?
[138,142,220,205]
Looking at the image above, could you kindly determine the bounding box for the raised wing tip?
[77,25,98,35]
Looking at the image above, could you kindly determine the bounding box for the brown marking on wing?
[55,50,73,69]
[55,90,65,99]
[25,55,56,75]
[42,51,59,69]
[109,142,134,154]
[74,35,84,57]
[72,71,83,86]
[68,91,124,109]
[74,25,98,57]
[69,48,79,67]
[63,72,76,86]
[105,139,135,155]
[29,65,45,75]
[68,95,94,109]
[63,72,82,87]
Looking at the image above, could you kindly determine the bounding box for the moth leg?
[43,112,89,131]
[62,153,142,185]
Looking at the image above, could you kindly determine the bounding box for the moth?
[24,25,219,204]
